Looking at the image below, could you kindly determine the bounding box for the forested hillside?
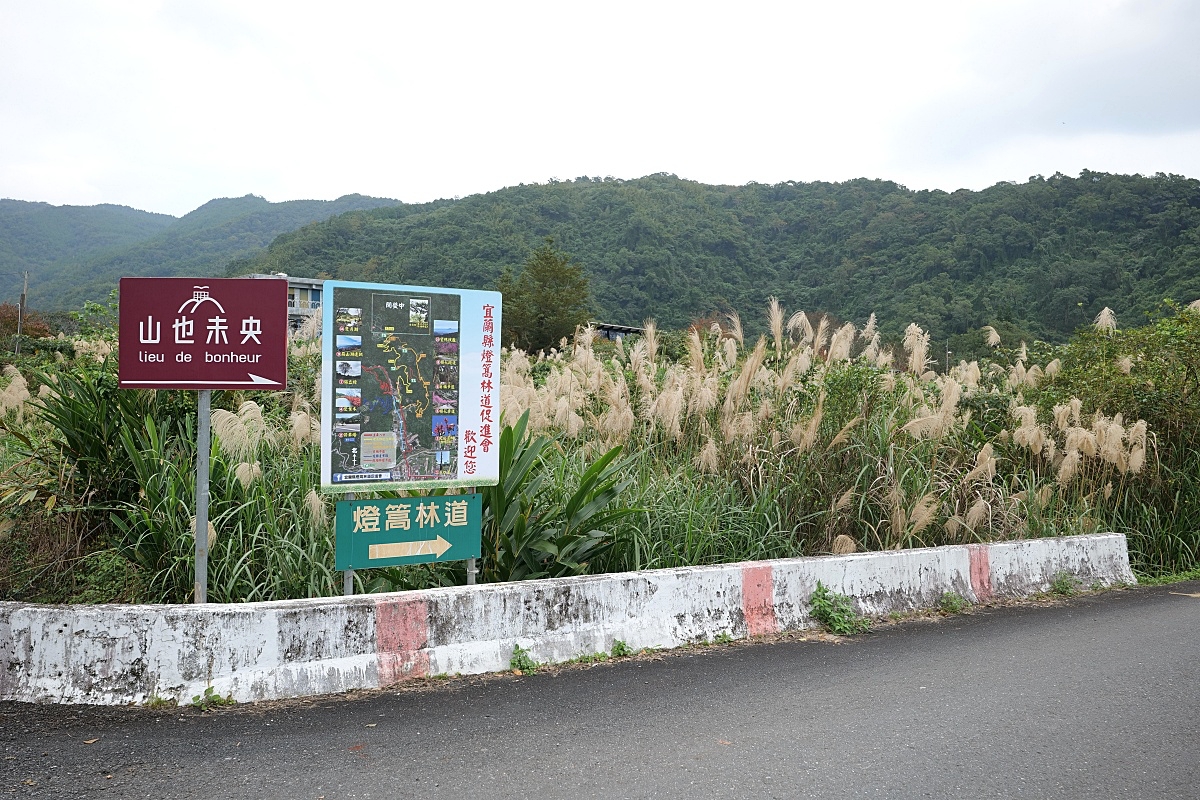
[2,194,405,309]
[0,199,173,292]
[233,171,1200,346]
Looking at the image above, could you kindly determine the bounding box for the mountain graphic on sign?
[178,287,226,314]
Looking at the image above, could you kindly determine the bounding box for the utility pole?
[14,271,27,356]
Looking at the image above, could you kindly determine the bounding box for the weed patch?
[939,591,968,614]
[190,686,235,710]
[509,644,538,674]
[809,581,871,635]
[1049,572,1080,597]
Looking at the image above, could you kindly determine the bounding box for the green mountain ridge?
[1,193,405,309]
[231,171,1200,347]
[5,172,1199,354]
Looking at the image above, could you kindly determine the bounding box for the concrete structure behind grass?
[0,534,1135,706]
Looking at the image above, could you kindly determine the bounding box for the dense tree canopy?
[231,171,1200,347]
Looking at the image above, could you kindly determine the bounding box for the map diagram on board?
[331,290,460,485]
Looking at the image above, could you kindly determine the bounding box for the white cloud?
[1,0,1197,215]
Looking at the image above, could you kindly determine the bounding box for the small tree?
[0,303,52,341]
[496,238,590,352]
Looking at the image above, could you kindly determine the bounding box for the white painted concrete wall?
[0,533,1135,705]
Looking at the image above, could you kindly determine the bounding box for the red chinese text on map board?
[118,277,288,390]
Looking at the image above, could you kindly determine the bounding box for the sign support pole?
[465,487,477,585]
[343,492,356,596]
[194,389,211,604]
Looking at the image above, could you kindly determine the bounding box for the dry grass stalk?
[787,310,813,347]
[72,339,114,362]
[720,337,739,371]
[722,410,756,444]
[963,443,997,484]
[1052,403,1072,431]
[1093,306,1117,334]
[832,534,857,555]
[909,493,939,536]
[789,393,825,453]
[860,313,878,342]
[292,312,321,341]
[725,312,744,349]
[982,325,1002,348]
[695,436,721,474]
[212,402,276,461]
[1116,356,1133,374]
[767,297,785,357]
[0,371,30,419]
[903,323,930,375]
[826,322,856,362]
[826,416,863,451]
[190,516,218,548]
[861,331,881,363]
[723,337,767,414]
[944,516,963,539]
[965,498,989,531]
[688,372,719,419]
[1064,426,1098,457]
[234,462,262,488]
[686,328,705,373]
[1056,450,1081,486]
[289,410,319,448]
[812,315,830,357]
[304,488,326,527]
[643,319,659,367]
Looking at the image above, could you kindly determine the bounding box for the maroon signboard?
[118,277,288,389]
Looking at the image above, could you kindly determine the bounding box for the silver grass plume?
[767,297,785,357]
[304,488,327,527]
[787,310,814,347]
[826,322,856,363]
[903,323,930,375]
[725,312,744,349]
[812,315,830,357]
[642,319,658,367]
[860,313,878,342]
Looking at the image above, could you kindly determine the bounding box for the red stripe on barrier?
[375,597,430,684]
[742,564,778,636]
[968,545,993,601]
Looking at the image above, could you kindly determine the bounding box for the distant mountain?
[231,172,1200,348]
[0,199,173,293]
[0,194,405,309]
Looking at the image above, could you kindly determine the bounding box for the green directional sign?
[335,493,482,570]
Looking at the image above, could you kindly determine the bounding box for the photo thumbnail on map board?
[320,281,502,492]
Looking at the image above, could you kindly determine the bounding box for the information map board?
[319,280,502,492]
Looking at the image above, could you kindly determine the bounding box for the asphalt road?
[2,581,1198,799]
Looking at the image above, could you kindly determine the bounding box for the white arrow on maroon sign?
[126,373,282,386]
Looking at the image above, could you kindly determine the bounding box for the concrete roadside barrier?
[0,533,1135,705]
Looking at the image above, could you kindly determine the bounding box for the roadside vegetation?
[0,296,1197,604]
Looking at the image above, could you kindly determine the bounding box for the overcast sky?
[2,0,1199,217]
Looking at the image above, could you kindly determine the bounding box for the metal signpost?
[118,277,288,603]
[318,280,501,591]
